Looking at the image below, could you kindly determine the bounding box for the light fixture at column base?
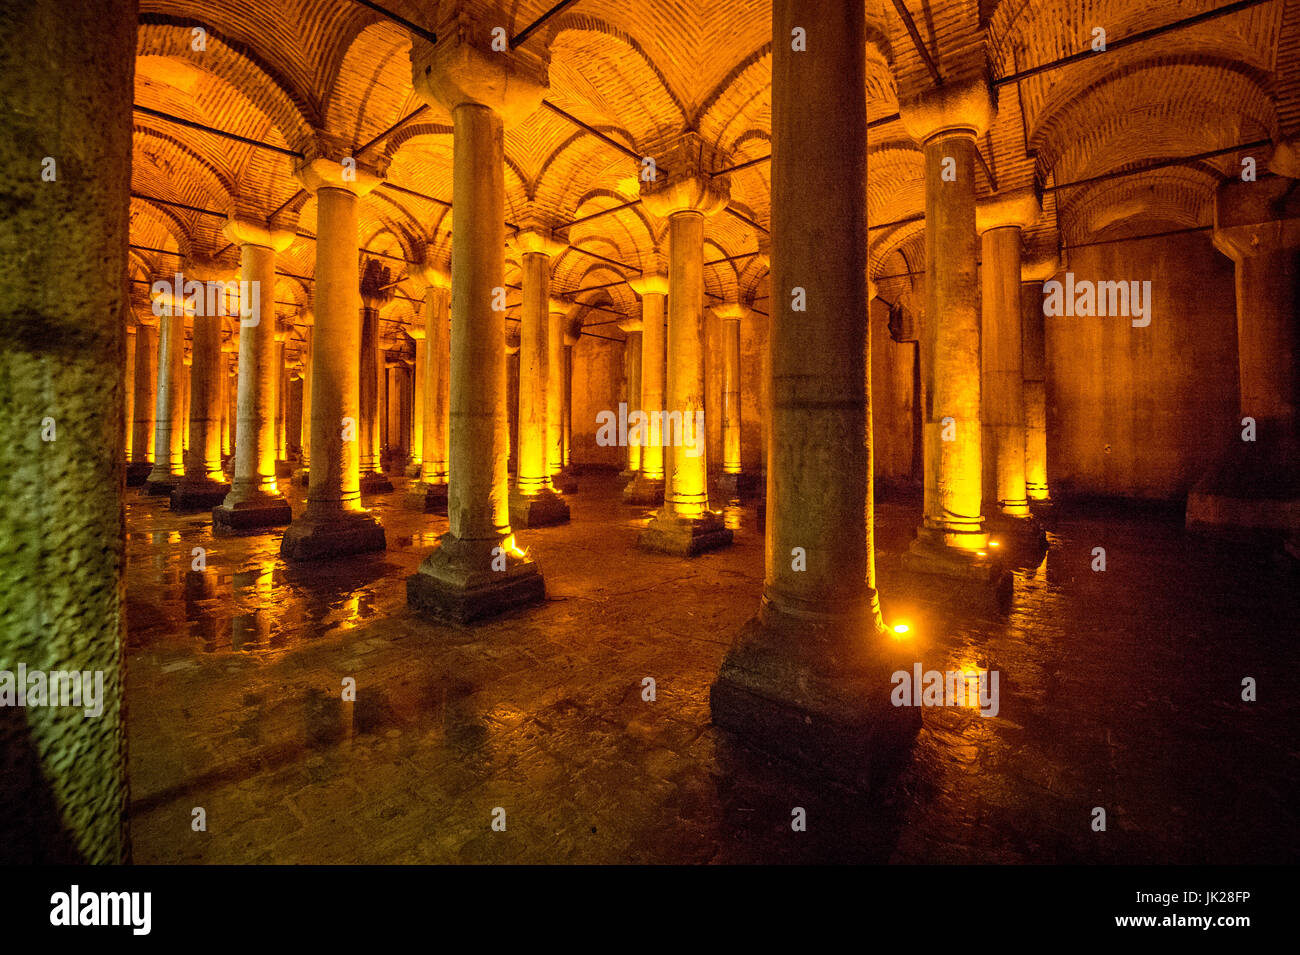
[406,535,545,624]
[213,495,292,530]
[280,510,386,561]
[359,472,394,494]
[622,475,664,506]
[985,512,1048,557]
[711,610,920,793]
[639,509,733,556]
[406,480,448,512]
[169,479,231,511]
[509,488,570,527]
[901,532,1012,595]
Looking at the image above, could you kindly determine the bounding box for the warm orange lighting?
[989,540,1000,548]
[976,550,987,557]
[890,623,911,638]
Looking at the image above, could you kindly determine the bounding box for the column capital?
[223,217,294,252]
[1213,178,1300,260]
[1021,253,1060,283]
[293,155,383,197]
[639,133,731,219]
[360,258,396,311]
[976,188,1041,234]
[712,302,751,322]
[617,315,643,334]
[627,271,669,297]
[184,255,239,284]
[1268,136,1300,178]
[420,262,452,290]
[410,11,548,126]
[408,323,427,341]
[509,227,566,259]
[563,318,582,346]
[899,78,994,144]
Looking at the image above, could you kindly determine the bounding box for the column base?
[274,459,294,478]
[142,473,180,496]
[406,480,449,512]
[618,468,637,486]
[901,531,1012,592]
[213,493,293,530]
[126,461,153,486]
[405,462,422,478]
[985,511,1048,558]
[552,469,579,494]
[623,474,665,506]
[509,487,570,527]
[710,605,921,793]
[639,509,733,557]
[280,509,386,562]
[1186,456,1300,541]
[407,534,545,624]
[360,472,394,494]
[169,478,231,511]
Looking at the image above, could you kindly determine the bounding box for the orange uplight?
[976,550,987,557]
[989,540,1000,548]
[891,623,911,638]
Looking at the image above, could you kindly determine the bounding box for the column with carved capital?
[624,271,668,505]
[405,19,547,620]
[358,258,395,494]
[1021,254,1056,505]
[618,316,643,483]
[280,154,386,560]
[638,137,733,555]
[215,219,294,528]
[143,293,187,494]
[127,314,158,485]
[408,267,451,510]
[713,302,747,497]
[406,323,425,477]
[550,300,580,493]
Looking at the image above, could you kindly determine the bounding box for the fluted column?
[899,80,1007,586]
[171,259,233,511]
[280,156,386,561]
[127,315,158,485]
[638,139,733,555]
[624,272,668,504]
[509,229,570,526]
[214,219,294,529]
[409,268,451,510]
[712,0,917,790]
[407,26,547,620]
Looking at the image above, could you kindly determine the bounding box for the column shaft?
[517,251,551,493]
[981,226,1030,517]
[640,293,667,482]
[359,306,380,475]
[409,337,425,473]
[146,312,185,488]
[722,317,741,476]
[124,326,135,460]
[420,287,450,485]
[664,212,709,517]
[1021,280,1050,501]
[131,323,157,464]
[624,332,643,474]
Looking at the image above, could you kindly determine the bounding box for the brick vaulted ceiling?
[127,0,1300,349]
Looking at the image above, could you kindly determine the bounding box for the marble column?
[124,322,135,463]
[280,157,386,561]
[144,300,186,494]
[639,141,733,556]
[127,315,158,485]
[509,230,570,527]
[562,330,577,472]
[714,303,746,496]
[358,264,394,494]
[275,333,292,477]
[406,325,425,477]
[1020,255,1056,505]
[899,80,1008,589]
[214,220,294,529]
[1187,176,1300,538]
[506,328,520,476]
[618,322,643,483]
[406,27,547,620]
[550,300,579,493]
[171,260,232,511]
[408,268,451,510]
[624,272,668,505]
[712,0,918,791]
[977,190,1045,551]
[294,312,314,486]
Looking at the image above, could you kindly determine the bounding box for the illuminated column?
[506,327,520,475]
[171,261,232,511]
[406,324,425,476]
[123,322,135,463]
[618,320,643,482]
[214,220,294,529]
[624,272,668,504]
[1021,255,1056,504]
[638,140,733,555]
[899,80,1006,585]
[409,268,451,510]
[275,332,291,475]
[217,336,230,461]
[294,312,313,485]
[713,0,917,788]
[407,26,547,620]
[280,156,386,561]
[509,230,570,526]
[358,281,393,493]
[549,300,579,493]
[562,330,577,471]
[714,303,746,495]
[127,315,157,485]
[977,190,1045,550]
[144,299,186,493]
[1187,177,1300,537]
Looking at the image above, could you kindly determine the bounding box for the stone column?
[217,336,230,461]
[408,268,451,510]
[1021,255,1056,505]
[618,321,643,482]
[280,157,386,561]
[294,312,313,485]
[506,328,520,475]
[144,299,186,493]
[509,229,570,526]
[977,190,1045,551]
[714,303,746,496]
[624,272,669,504]
[171,260,232,511]
[899,80,1007,587]
[275,332,291,476]
[549,300,579,493]
[127,315,157,485]
[406,26,547,621]
[214,220,294,529]
[0,0,133,863]
[181,348,191,453]
[1187,176,1300,538]
[712,0,917,790]
[406,325,425,477]
[562,327,578,472]
[359,261,394,494]
[638,138,733,555]
[124,322,135,463]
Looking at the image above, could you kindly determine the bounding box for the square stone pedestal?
[406,481,449,512]
[901,533,1012,604]
[360,472,394,494]
[126,461,153,486]
[639,509,733,556]
[213,495,293,530]
[985,513,1048,559]
[407,535,545,624]
[711,608,921,792]
[1186,456,1300,542]
[170,479,231,511]
[142,475,179,496]
[509,488,570,527]
[623,475,664,506]
[280,510,386,562]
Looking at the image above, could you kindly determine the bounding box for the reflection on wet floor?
[124,473,1300,864]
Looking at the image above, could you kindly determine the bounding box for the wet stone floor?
[124,472,1300,864]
